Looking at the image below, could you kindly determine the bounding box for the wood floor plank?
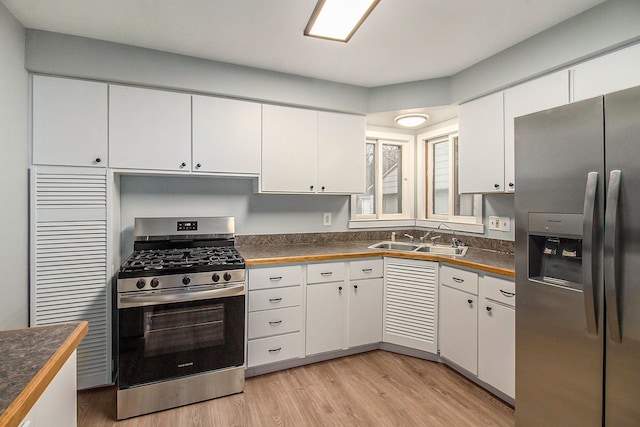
[78,351,514,426]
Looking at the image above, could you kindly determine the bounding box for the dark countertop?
[0,321,88,427]
[238,240,514,278]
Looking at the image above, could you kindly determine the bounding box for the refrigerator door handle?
[583,171,599,336]
[605,169,622,342]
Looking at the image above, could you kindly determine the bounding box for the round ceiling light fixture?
[394,113,429,128]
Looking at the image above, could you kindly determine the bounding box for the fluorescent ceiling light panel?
[304,0,380,42]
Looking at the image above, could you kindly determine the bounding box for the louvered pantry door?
[30,166,111,389]
[383,258,438,353]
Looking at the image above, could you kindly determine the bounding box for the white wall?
[118,175,350,259]
[0,3,28,329]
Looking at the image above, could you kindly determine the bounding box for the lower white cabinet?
[383,258,438,353]
[478,275,516,399]
[306,280,347,355]
[348,277,383,347]
[439,285,478,375]
[247,265,304,367]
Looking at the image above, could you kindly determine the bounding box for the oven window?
[118,294,244,388]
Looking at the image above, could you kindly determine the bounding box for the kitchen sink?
[368,241,468,256]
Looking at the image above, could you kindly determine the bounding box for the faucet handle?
[404,233,414,243]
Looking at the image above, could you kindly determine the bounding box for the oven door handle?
[118,283,245,308]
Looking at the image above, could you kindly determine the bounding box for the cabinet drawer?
[248,265,303,290]
[248,306,302,339]
[440,265,478,295]
[247,332,304,367]
[481,275,515,307]
[248,286,302,312]
[307,261,346,284]
[349,258,383,280]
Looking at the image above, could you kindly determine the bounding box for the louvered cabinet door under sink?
[30,166,112,389]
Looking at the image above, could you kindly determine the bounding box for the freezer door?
[603,85,640,427]
[514,97,605,426]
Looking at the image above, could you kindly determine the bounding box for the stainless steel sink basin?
[368,241,468,256]
[368,241,421,251]
[415,245,468,256]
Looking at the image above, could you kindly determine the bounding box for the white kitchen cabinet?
[572,42,640,102]
[478,275,515,399]
[317,111,365,194]
[261,105,365,194]
[504,70,569,192]
[383,258,438,353]
[458,92,504,194]
[32,75,107,168]
[439,284,478,375]
[247,264,304,367]
[108,85,191,171]
[306,261,348,355]
[261,104,318,193]
[348,277,383,347]
[192,95,261,175]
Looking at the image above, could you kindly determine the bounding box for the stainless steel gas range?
[115,216,245,420]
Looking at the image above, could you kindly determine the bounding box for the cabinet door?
[439,285,478,375]
[109,85,191,171]
[478,301,515,398]
[33,75,107,167]
[504,70,569,192]
[458,92,505,193]
[261,105,317,193]
[317,112,365,194]
[348,277,383,347]
[192,95,261,174]
[306,282,346,355]
[573,43,640,102]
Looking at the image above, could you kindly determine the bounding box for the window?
[425,133,481,224]
[352,132,413,223]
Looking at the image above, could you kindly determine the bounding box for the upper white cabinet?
[572,43,640,102]
[192,95,261,175]
[261,104,365,194]
[504,70,569,192]
[458,92,505,194]
[109,85,191,171]
[32,75,108,167]
[459,71,569,193]
[317,112,365,194]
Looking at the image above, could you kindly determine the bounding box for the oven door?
[117,284,245,389]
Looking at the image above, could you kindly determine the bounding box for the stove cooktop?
[118,246,245,279]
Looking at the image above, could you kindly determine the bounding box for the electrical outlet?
[323,213,332,226]
[489,216,500,230]
[500,217,511,232]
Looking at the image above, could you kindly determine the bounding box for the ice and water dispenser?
[528,213,583,290]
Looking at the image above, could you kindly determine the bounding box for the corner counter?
[0,321,88,427]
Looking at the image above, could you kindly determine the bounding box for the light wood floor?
[78,350,514,426]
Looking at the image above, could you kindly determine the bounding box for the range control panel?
[177,221,198,231]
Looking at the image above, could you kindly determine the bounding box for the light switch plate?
[489,216,500,230]
[323,213,332,226]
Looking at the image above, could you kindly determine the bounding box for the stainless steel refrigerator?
[515,85,640,426]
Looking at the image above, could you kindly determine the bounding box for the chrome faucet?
[437,223,463,247]
[430,235,442,245]
[404,233,415,243]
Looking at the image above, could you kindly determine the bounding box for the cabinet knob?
[338,286,343,292]
[486,306,492,312]
[310,185,314,191]
[321,186,325,191]
[95,157,102,164]
[180,162,187,168]
[196,163,202,168]
[508,182,515,188]
[467,299,473,305]
[494,183,500,189]
[354,285,358,290]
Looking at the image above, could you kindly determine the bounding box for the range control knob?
[182,275,191,285]
[223,272,232,282]
[150,278,160,288]
[212,273,220,282]
[136,279,146,289]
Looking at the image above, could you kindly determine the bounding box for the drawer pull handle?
[362,268,373,273]
[500,290,515,297]
[269,320,282,326]
[269,297,283,303]
[320,272,333,276]
[453,277,464,283]
[269,276,283,281]
[268,347,282,353]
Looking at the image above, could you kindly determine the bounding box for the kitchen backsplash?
[236,230,514,254]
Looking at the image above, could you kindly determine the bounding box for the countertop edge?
[244,250,515,278]
[0,321,88,427]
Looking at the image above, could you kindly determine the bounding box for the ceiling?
[3,0,605,129]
